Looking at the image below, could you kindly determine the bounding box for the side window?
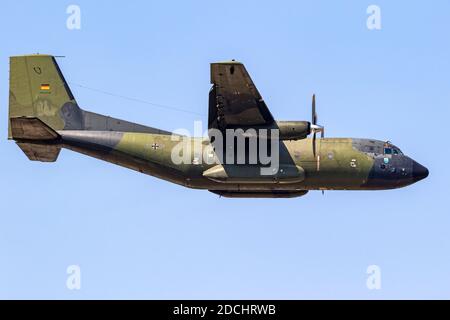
[393,149,399,155]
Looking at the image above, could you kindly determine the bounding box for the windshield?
[385,144,403,155]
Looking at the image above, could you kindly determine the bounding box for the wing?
[208,61,274,131]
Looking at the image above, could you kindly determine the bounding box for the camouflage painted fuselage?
[57,130,424,192]
[8,55,428,198]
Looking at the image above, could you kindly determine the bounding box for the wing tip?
[211,59,243,65]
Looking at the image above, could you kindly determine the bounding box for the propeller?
[310,94,325,157]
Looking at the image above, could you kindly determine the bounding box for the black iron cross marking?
[151,143,160,150]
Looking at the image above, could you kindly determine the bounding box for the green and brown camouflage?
[8,55,428,198]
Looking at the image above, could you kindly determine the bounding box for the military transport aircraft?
[8,55,428,198]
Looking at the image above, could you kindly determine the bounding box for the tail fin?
[8,54,83,140]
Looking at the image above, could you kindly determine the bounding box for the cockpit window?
[393,149,398,155]
[384,148,392,155]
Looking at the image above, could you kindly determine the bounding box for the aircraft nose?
[412,161,429,182]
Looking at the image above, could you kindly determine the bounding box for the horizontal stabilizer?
[16,142,61,162]
[10,117,59,140]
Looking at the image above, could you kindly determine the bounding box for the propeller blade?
[312,94,317,125]
[312,132,316,157]
[311,93,325,155]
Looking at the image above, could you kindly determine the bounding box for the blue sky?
[0,0,449,299]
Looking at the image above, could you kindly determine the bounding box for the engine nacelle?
[276,121,311,140]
